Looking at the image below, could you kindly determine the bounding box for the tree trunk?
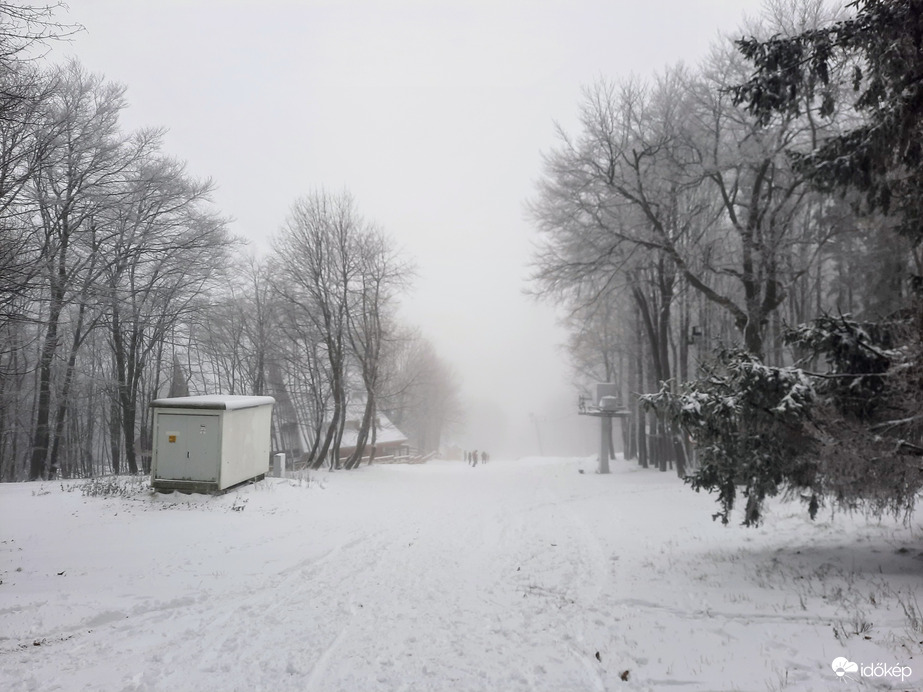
[671,434,687,478]
[346,392,375,469]
[311,371,344,470]
[28,296,64,480]
[121,391,138,475]
[366,404,378,465]
[634,301,647,467]
[48,300,92,477]
[109,394,121,475]
[636,399,648,468]
[121,325,143,476]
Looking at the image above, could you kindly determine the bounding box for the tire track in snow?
[438,468,620,691]
[566,642,607,692]
[30,521,403,691]
[517,483,616,691]
[303,626,349,691]
[3,462,654,691]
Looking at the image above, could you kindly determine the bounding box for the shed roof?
[150,395,276,411]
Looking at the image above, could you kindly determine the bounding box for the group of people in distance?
[465,450,489,466]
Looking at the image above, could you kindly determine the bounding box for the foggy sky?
[66,0,766,458]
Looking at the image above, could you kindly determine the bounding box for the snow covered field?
[1,456,921,691]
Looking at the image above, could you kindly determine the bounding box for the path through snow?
[1,457,921,691]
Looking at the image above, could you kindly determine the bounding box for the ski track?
[1,458,921,691]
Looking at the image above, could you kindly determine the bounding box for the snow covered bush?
[76,475,150,498]
[784,314,897,419]
[645,312,923,527]
[642,350,819,526]
[785,313,923,521]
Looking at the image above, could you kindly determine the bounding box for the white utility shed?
[150,395,275,493]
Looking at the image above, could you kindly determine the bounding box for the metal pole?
[599,416,611,474]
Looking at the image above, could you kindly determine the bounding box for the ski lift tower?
[578,383,630,474]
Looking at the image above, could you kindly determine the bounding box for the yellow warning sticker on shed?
[168,433,178,443]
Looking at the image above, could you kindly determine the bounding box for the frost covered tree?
[101,146,232,476]
[530,48,839,362]
[341,229,410,469]
[26,62,135,480]
[680,0,923,523]
[785,314,923,518]
[645,310,923,526]
[271,191,411,469]
[643,350,818,525]
[272,192,356,468]
[0,2,78,70]
[733,0,923,249]
[378,329,462,456]
[0,46,237,478]
[529,0,923,519]
[0,3,80,324]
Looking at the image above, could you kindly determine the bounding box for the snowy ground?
[1,456,921,691]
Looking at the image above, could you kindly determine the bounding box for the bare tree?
[0,3,81,479]
[102,148,232,475]
[531,1,847,362]
[380,331,462,456]
[0,66,50,323]
[342,228,410,468]
[26,61,135,479]
[0,3,80,71]
[272,191,361,469]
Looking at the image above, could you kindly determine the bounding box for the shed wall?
[220,405,272,489]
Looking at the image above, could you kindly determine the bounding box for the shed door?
[155,413,220,481]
